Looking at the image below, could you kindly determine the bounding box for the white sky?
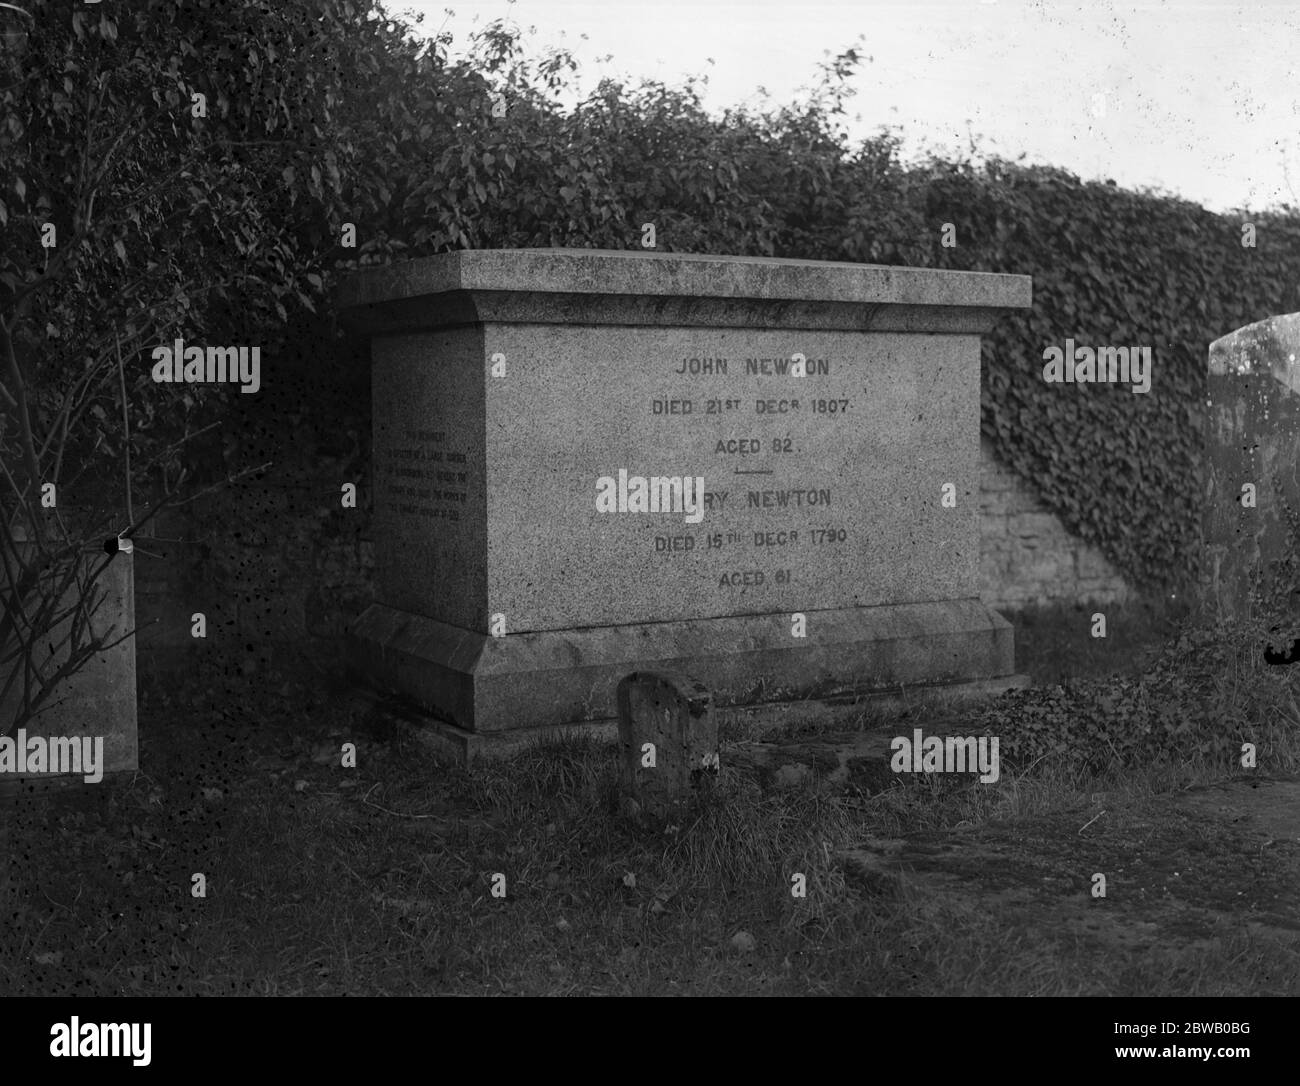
[392,0,1300,214]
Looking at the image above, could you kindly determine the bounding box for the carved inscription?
[376,428,471,523]
[648,355,852,596]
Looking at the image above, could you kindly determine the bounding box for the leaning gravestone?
[339,249,1032,760]
[1205,313,1300,633]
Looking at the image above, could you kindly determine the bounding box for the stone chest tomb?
[339,249,1032,756]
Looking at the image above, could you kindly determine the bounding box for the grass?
[2,590,1299,995]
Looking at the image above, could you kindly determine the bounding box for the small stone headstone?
[1205,314,1300,647]
[615,671,719,823]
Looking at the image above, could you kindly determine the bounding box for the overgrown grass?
[2,590,1298,995]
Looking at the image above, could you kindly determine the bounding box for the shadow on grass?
[1005,590,1194,686]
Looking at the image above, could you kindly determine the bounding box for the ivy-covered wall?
[917,162,1300,595]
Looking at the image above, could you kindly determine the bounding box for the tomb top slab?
[338,248,1032,334]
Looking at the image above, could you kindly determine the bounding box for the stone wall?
[978,434,1133,610]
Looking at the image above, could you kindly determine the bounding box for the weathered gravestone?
[1205,313,1300,639]
[0,528,138,790]
[616,671,719,823]
[339,249,1032,760]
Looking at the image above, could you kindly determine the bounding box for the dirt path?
[731,732,1300,953]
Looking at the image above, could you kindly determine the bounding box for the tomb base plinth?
[348,597,1020,736]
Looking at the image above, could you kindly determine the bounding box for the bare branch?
[160,460,273,511]
[0,314,44,542]
[115,332,133,526]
